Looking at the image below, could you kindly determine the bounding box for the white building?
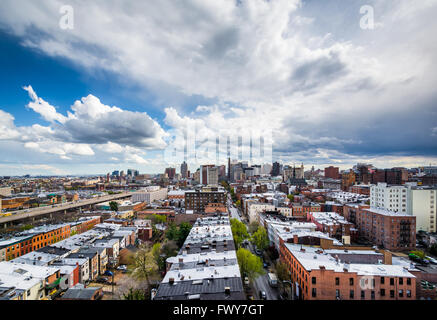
[370,182,413,214]
[371,182,436,232]
[131,187,168,203]
[412,187,437,233]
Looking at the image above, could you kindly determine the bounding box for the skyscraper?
[181,161,188,179]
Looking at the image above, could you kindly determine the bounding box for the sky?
[0,0,436,176]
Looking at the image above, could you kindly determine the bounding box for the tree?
[235,200,241,208]
[411,250,426,260]
[109,201,119,212]
[249,221,261,234]
[162,240,178,258]
[230,218,249,248]
[236,248,265,280]
[123,288,147,300]
[152,214,167,225]
[287,194,294,202]
[430,244,437,256]
[166,223,178,241]
[251,226,269,251]
[177,222,192,247]
[131,243,158,286]
[275,261,289,282]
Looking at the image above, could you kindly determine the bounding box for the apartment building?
[370,183,413,214]
[371,183,436,232]
[344,204,416,251]
[154,214,245,300]
[307,212,357,244]
[0,261,61,300]
[185,190,227,213]
[280,243,417,300]
[131,186,168,204]
[411,187,437,233]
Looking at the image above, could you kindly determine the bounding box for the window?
[349,278,354,286]
[399,277,403,285]
[361,291,365,299]
[399,290,404,297]
[390,290,395,298]
[336,289,340,299]
[335,277,340,285]
[407,290,411,298]
[390,278,394,285]
[312,277,316,284]
[312,288,317,298]
[380,289,385,297]
[407,278,411,285]
[350,290,354,299]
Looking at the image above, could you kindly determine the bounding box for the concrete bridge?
[0,192,133,228]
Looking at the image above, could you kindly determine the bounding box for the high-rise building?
[165,168,176,180]
[180,161,188,179]
[200,165,219,186]
[271,162,281,176]
[127,169,139,177]
[324,166,340,179]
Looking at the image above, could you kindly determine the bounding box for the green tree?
[230,218,249,248]
[251,226,269,251]
[249,221,260,234]
[152,214,167,225]
[411,250,426,260]
[131,243,158,286]
[177,222,192,247]
[236,248,265,280]
[235,200,241,207]
[166,223,178,241]
[109,201,119,212]
[287,194,294,202]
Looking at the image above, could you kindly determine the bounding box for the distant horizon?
[1,162,436,178]
[1,1,436,177]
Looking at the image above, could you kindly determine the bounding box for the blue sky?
[0,0,436,176]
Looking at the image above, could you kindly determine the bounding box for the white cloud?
[0,0,436,171]
[23,85,67,124]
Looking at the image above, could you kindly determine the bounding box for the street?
[227,194,279,300]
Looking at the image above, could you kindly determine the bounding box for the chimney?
[169,278,175,285]
[383,250,392,265]
[293,235,298,244]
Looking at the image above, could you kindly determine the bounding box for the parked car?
[96,276,110,284]
[244,277,250,287]
[259,291,267,300]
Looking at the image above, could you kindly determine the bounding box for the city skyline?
[0,1,437,176]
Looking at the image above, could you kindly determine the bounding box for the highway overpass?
[0,192,133,227]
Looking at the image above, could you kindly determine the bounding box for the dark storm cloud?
[52,109,164,148]
[276,93,437,158]
[290,52,348,92]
